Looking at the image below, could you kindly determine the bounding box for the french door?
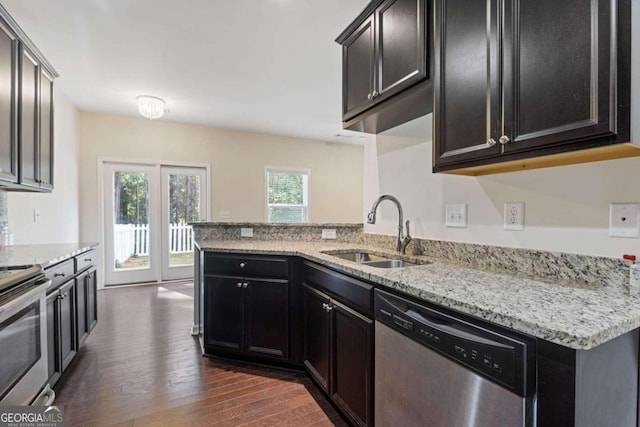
[103,162,208,285]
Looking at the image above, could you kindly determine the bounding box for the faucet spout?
[366,195,411,254]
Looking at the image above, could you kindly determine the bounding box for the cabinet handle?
[54,273,66,278]
[42,179,47,184]
[237,282,243,288]
[499,135,510,145]
[367,93,373,100]
[242,282,248,288]
[84,258,92,262]
[239,262,246,268]
[63,292,68,298]
[326,304,333,312]
[322,303,328,310]
[486,138,497,147]
[372,90,379,98]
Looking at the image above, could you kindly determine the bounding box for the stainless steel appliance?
[374,289,535,427]
[0,266,54,406]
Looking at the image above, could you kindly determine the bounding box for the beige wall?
[7,89,80,244]
[79,112,363,284]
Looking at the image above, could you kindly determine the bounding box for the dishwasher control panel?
[375,289,535,397]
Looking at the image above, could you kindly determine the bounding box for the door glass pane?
[113,171,150,270]
[167,174,201,267]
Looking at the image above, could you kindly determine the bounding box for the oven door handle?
[31,384,55,406]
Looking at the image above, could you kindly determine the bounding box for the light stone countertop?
[0,242,98,269]
[197,239,640,351]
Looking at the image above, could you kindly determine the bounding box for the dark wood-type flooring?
[55,282,346,427]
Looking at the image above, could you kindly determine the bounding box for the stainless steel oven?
[0,268,54,406]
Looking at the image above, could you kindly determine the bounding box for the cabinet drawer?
[45,259,74,291]
[75,249,96,272]
[303,261,373,316]
[204,253,288,279]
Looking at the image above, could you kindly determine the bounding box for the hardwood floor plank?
[54,282,344,427]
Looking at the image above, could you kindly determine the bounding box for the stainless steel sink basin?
[363,259,416,268]
[328,251,388,263]
[321,250,423,269]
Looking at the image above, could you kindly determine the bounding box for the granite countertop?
[196,239,640,351]
[0,242,99,269]
[192,222,363,228]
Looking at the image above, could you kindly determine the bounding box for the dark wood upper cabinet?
[337,0,431,134]
[0,23,17,184]
[0,5,57,191]
[19,47,38,188]
[39,69,53,189]
[343,16,375,120]
[433,0,631,175]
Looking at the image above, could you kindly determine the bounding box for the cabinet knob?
[42,179,47,184]
[499,135,510,145]
[486,138,497,147]
[242,282,248,288]
[54,273,66,278]
[372,90,379,98]
[239,262,246,268]
[326,304,333,312]
[237,282,243,288]
[367,93,373,100]
[322,303,328,310]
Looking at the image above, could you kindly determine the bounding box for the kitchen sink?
[321,251,423,269]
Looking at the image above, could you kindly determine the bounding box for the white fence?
[113,223,193,263]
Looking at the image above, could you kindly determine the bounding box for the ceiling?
[1,0,370,144]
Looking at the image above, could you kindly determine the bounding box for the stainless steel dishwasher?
[374,289,536,427]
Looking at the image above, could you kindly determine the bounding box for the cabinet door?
[75,272,88,345]
[18,47,39,188]
[432,0,501,170]
[38,69,53,189]
[0,23,17,184]
[342,16,376,120]
[45,291,61,386]
[303,284,331,393]
[243,279,289,359]
[204,276,243,352]
[86,269,98,332]
[502,0,618,153]
[376,0,427,103]
[58,279,77,371]
[331,301,374,427]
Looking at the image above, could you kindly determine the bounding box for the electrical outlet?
[504,202,525,231]
[240,227,254,238]
[609,203,640,238]
[445,204,467,228]
[33,209,41,223]
[321,229,337,239]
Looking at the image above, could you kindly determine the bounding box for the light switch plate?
[240,227,254,238]
[609,203,640,238]
[504,202,525,231]
[33,209,41,223]
[322,229,337,239]
[445,204,467,228]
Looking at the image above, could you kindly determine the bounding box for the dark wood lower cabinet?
[331,302,374,427]
[75,272,87,344]
[303,285,331,392]
[302,283,374,427]
[45,290,61,386]
[204,275,289,359]
[58,279,77,371]
[86,269,97,332]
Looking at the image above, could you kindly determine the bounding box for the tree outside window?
[266,168,309,223]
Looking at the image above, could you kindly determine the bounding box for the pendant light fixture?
[136,95,166,120]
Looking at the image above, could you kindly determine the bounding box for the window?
[266,168,309,223]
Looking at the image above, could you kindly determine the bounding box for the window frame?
[264,166,311,223]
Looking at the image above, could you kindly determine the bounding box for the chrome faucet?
[366,195,411,254]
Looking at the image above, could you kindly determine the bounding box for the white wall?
[363,115,640,258]
[7,89,80,244]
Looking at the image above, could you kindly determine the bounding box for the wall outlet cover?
[445,204,467,228]
[33,209,41,223]
[504,202,525,231]
[609,203,640,238]
[321,229,337,239]
[240,227,254,238]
